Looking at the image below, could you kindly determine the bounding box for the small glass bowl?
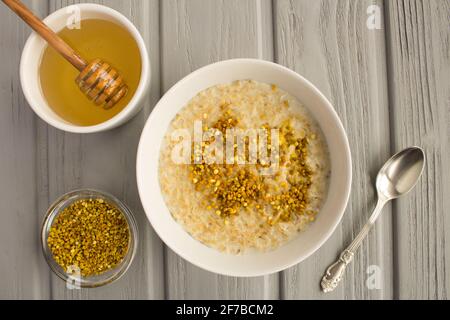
[41,189,138,288]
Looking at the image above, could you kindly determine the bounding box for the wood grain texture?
[161,0,279,300]
[385,0,450,299]
[274,0,393,299]
[0,0,448,300]
[42,0,164,299]
[0,0,51,300]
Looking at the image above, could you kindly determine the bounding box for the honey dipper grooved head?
[75,59,128,109]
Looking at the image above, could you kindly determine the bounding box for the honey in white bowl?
[39,19,142,126]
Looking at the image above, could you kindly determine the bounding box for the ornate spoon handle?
[320,198,386,293]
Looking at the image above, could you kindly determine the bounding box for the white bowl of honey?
[20,3,150,133]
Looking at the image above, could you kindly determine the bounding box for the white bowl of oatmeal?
[137,59,351,277]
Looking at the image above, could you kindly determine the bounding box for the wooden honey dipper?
[3,0,128,109]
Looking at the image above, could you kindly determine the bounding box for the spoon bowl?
[376,147,425,200]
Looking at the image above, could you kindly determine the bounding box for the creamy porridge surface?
[159,80,330,254]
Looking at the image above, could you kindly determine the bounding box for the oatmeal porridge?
[159,80,330,254]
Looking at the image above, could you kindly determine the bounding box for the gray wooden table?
[0,0,448,300]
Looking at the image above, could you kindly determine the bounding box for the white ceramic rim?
[137,59,352,277]
[20,3,150,133]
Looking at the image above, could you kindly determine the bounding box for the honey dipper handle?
[2,0,86,71]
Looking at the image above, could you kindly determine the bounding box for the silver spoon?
[321,146,425,293]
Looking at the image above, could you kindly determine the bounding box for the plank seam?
[43,0,53,301]
[271,0,278,63]
[382,0,400,300]
[157,0,168,301]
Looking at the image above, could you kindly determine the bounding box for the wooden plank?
[385,0,450,299]
[274,0,393,299]
[1,0,447,301]
[161,0,279,299]
[44,0,164,299]
[0,0,51,299]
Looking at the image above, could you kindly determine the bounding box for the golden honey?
[39,19,142,126]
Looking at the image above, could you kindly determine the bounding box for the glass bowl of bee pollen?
[41,189,138,288]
